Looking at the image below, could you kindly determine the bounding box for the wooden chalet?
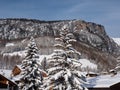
[0,74,18,90]
[11,65,21,76]
[86,72,99,77]
[11,65,48,77]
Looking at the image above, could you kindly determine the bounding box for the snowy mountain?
[0,18,119,71]
[112,38,120,46]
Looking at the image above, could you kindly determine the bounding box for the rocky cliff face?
[0,18,119,54]
[0,18,119,70]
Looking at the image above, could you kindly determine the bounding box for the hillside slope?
[0,18,119,71]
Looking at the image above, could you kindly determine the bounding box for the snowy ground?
[5,43,15,47]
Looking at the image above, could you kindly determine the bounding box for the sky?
[0,0,120,37]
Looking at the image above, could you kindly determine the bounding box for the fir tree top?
[25,37,39,60]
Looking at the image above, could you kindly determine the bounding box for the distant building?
[11,65,48,84]
[86,72,99,77]
[11,65,48,77]
[11,65,22,76]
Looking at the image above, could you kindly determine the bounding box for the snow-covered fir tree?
[42,25,88,90]
[19,37,43,90]
[54,25,81,59]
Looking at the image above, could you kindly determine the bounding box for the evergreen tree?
[42,25,87,90]
[19,37,43,90]
[54,25,81,60]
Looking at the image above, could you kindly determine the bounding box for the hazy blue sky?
[0,0,120,37]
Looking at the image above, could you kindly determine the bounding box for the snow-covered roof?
[0,69,18,85]
[85,73,120,88]
[0,73,17,86]
[0,69,12,78]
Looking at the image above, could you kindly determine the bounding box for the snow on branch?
[55,38,63,41]
[48,67,63,74]
[54,44,65,48]
[68,39,76,42]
